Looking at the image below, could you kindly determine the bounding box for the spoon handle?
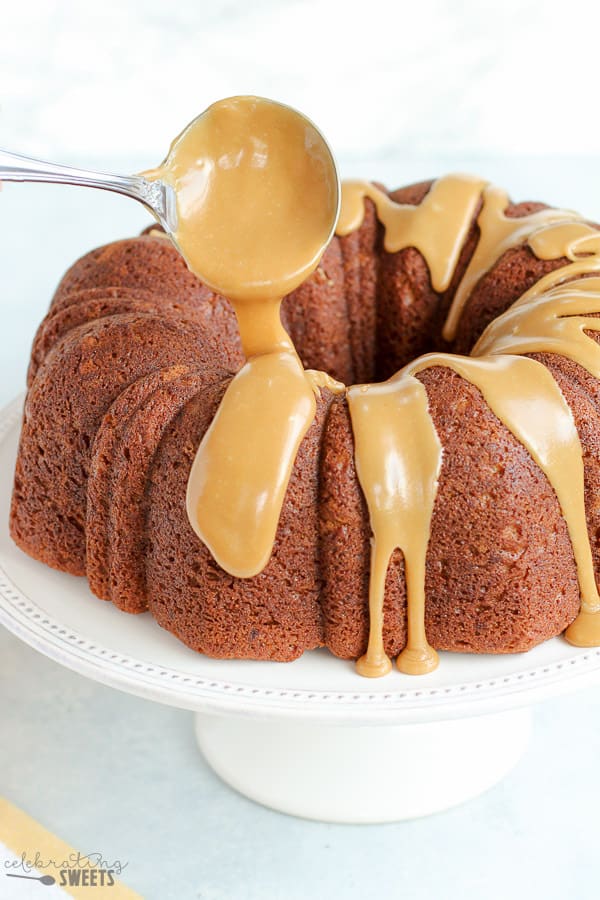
[0,148,177,231]
[6,872,41,879]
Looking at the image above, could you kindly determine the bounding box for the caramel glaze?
[337,175,487,293]
[155,107,600,678]
[146,97,343,580]
[349,376,441,677]
[142,96,338,304]
[339,177,600,673]
[349,352,599,675]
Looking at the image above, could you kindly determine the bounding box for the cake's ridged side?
[28,296,208,387]
[418,366,580,652]
[318,366,582,660]
[144,387,334,660]
[336,196,380,384]
[10,313,234,576]
[375,181,443,376]
[103,369,210,614]
[49,285,160,316]
[45,235,244,366]
[12,182,600,664]
[530,343,600,588]
[281,240,353,384]
[319,397,370,657]
[318,396,407,658]
[86,365,195,604]
[50,237,212,308]
[314,186,587,660]
[447,202,588,354]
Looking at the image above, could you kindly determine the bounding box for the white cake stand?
[2,396,600,823]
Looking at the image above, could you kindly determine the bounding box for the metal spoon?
[6,872,56,885]
[0,148,178,232]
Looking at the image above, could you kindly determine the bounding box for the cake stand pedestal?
[193,706,532,822]
[1,395,599,823]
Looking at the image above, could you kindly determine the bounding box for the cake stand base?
[194,706,532,823]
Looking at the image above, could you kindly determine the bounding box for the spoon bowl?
[142,96,340,301]
[0,96,339,297]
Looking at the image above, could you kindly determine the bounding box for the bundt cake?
[10,173,600,675]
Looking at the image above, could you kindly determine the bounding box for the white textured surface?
[3,3,600,896]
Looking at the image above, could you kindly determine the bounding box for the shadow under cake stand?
[1,395,599,823]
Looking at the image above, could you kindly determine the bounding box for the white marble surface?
[3,3,600,896]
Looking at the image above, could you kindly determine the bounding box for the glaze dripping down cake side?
[10,174,600,672]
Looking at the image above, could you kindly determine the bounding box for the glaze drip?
[149,97,341,580]
[442,186,581,340]
[338,174,600,672]
[473,271,600,377]
[186,351,318,577]
[165,111,600,675]
[337,175,486,293]
[348,376,441,677]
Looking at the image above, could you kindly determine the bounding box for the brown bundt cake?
[10,174,600,674]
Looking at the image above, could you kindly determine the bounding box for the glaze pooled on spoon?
[143,96,338,304]
[144,96,342,578]
[147,102,600,675]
